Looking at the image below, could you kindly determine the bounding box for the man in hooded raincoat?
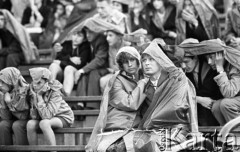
[0,67,30,145]
[175,0,220,44]
[0,9,37,70]
[176,39,240,125]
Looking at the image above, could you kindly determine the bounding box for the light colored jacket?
[0,68,30,120]
[30,80,74,125]
[214,64,240,98]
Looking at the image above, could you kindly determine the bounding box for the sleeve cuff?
[214,72,228,86]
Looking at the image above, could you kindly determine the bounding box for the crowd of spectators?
[1,0,240,150]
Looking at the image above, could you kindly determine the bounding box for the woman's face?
[183,0,196,16]
[72,32,85,46]
[0,80,10,93]
[134,0,144,11]
[106,31,121,46]
[153,0,164,10]
[122,58,139,75]
[112,1,123,12]
[32,78,46,92]
[56,4,65,16]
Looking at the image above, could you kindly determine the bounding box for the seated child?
[27,67,74,145]
[49,29,91,96]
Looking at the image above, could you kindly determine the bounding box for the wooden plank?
[38,48,53,55]
[53,127,93,133]
[73,110,99,115]
[0,145,85,151]
[64,96,102,102]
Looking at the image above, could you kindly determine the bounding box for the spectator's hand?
[168,31,177,38]
[215,52,225,73]
[75,69,84,84]
[182,9,198,27]
[229,37,239,47]
[4,92,11,103]
[197,96,214,109]
[53,43,63,53]
[53,60,61,65]
[29,85,38,106]
[70,57,81,65]
[85,145,94,152]
[137,78,149,87]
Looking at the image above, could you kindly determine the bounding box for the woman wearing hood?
[132,40,198,152]
[0,67,30,145]
[26,67,74,146]
[85,46,145,152]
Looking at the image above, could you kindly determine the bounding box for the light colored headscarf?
[0,67,24,86]
[29,67,52,82]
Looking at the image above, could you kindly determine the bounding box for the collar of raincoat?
[177,38,240,71]
[0,67,23,86]
[115,46,141,67]
[142,41,175,71]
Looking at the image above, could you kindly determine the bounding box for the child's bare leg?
[27,120,40,145]
[63,66,77,96]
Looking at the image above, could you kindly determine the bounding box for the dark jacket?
[0,29,22,56]
[149,4,176,45]
[56,40,91,70]
[186,58,222,126]
[82,34,109,73]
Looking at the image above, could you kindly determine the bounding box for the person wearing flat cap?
[0,67,30,145]
[176,38,222,126]
[27,67,74,146]
[86,46,145,152]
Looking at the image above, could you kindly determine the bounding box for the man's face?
[205,53,217,70]
[85,28,97,42]
[0,80,10,93]
[181,56,198,73]
[0,15,5,29]
[97,1,110,18]
[142,54,161,76]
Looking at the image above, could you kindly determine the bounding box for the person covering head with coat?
[175,0,220,44]
[177,39,240,125]
[27,67,74,146]
[0,67,30,145]
[176,38,222,126]
[86,46,146,152]
[0,9,38,70]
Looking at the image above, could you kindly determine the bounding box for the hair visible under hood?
[176,39,240,71]
[115,46,141,69]
[0,67,26,86]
